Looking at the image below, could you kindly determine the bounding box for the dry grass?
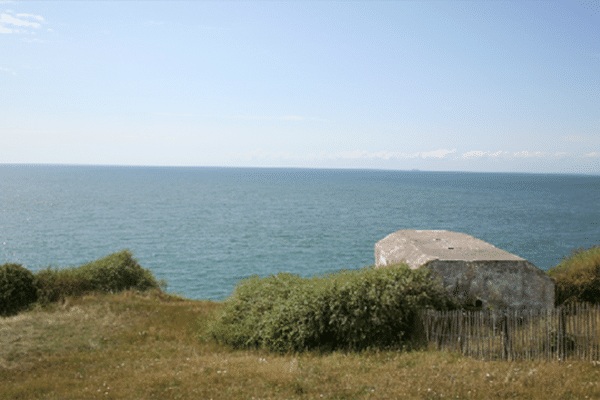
[2,289,600,399]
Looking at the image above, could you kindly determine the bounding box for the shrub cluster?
[72,249,161,293]
[0,262,39,317]
[546,245,600,307]
[207,263,466,353]
[35,266,96,305]
[1,250,165,313]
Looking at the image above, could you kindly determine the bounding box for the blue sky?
[1,1,599,174]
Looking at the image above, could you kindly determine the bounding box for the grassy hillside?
[1,246,600,399]
[1,288,600,399]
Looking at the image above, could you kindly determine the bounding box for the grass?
[2,288,600,400]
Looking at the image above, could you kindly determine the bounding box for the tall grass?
[546,244,600,307]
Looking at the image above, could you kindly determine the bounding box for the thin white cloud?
[420,149,457,159]
[512,151,545,158]
[156,112,195,117]
[328,150,369,159]
[456,150,509,160]
[234,148,271,160]
[271,152,293,159]
[227,148,461,161]
[564,135,600,144]
[0,66,16,75]
[0,24,11,33]
[0,13,41,28]
[16,13,43,21]
[367,151,407,160]
[306,151,327,160]
[223,148,599,166]
[279,115,303,121]
[456,150,593,160]
[583,152,600,158]
[230,115,306,121]
[21,37,43,43]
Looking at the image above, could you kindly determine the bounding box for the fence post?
[502,310,513,361]
[558,305,567,362]
[502,311,507,360]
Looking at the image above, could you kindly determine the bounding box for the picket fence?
[419,303,600,362]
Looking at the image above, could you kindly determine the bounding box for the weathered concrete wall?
[420,259,554,312]
[375,229,555,312]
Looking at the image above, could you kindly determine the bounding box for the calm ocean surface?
[1,165,599,301]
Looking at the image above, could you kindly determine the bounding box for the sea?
[1,164,599,302]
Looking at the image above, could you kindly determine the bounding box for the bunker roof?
[375,229,524,269]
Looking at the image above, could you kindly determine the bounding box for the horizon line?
[0,163,598,176]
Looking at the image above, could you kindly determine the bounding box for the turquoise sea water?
[1,165,599,301]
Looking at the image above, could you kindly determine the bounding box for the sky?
[1,0,599,174]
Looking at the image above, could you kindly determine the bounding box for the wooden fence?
[419,303,600,362]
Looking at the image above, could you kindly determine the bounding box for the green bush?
[546,245,600,307]
[207,263,465,354]
[35,266,95,305]
[0,262,39,317]
[73,249,161,293]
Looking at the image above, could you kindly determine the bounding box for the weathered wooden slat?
[419,304,600,362]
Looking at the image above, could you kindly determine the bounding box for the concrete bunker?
[375,229,555,313]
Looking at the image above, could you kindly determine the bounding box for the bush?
[73,249,161,293]
[35,266,95,305]
[207,263,465,354]
[546,245,600,307]
[0,262,39,317]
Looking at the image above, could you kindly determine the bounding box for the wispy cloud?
[227,148,460,161]
[228,148,272,160]
[365,151,412,160]
[420,149,457,159]
[582,152,600,158]
[0,66,16,75]
[156,112,195,117]
[0,11,44,34]
[16,13,43,21]
[279,115,304,121]
[231,115,305,121]
[0,12,41,29]
[512,151,548,158]
[225,148,598,163]
[271,152,293,159]
[456,150,509,160]
[563,135,600,144]
[455,150,582,161]
[21,37,43,43]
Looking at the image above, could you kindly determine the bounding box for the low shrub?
[207,263,465,354]
[32,250,164,306]
[34,266,95,305]
[546,245,600,307]
[74,249,161,293]
[0,262,39,317]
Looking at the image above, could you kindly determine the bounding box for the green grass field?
[2,288,600,400]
